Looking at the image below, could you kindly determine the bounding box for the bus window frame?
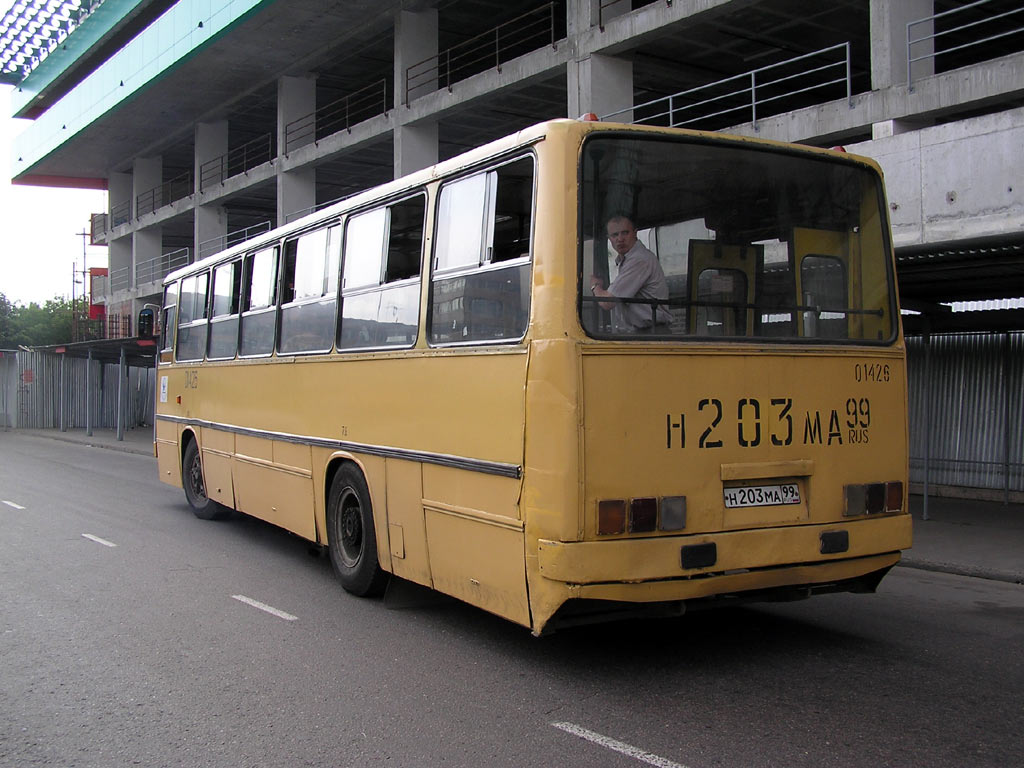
[337,191,427,354]
[238,244,281,359]
[160,281,178,357]
[575,131,899,346]
[207,258,244,361]
[426,152,536,349]
[278,221,342,357]
[175,271,210,363]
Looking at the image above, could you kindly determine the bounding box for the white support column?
[394,8,439,178]
[568,52,633,122]
[870,0,934,90]
[133,228,162,293]
[109,171,132,223]
[394,123,438,178]
[278,75,317,224]
[195,121,228,261]
[108,235,132,300]
[396,8,438,105]
[133,156,162,212]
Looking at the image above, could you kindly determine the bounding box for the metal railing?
[405,2,556,104]
[597,0,646,32]
[90,212,108,241]
[135,247,190,286]
[198,221,273,260]
[109,264,131,293]
[110,200,131,228]
[284,79,389,154]
[199,133,275,192]
[603,42,851,131]
[136,171,193,217]
[908,0,1024,90]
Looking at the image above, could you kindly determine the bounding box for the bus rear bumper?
[536,514,912,602]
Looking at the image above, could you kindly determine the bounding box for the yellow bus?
[147,118,911,634]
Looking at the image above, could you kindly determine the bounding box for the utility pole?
[75,229,89,341]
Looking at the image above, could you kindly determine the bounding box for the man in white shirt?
[589,215,672,332]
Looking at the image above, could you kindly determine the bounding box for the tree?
[0,295,75,347]
[0,292,13,348]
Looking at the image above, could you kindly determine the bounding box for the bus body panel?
[579,347,908,538]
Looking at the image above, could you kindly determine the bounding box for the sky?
[0,85,109,306]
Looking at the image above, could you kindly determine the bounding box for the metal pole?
[117,346,125,441]
[906,21,913,91]
[86,348,93,437]
[750,72,757,129]
[59,354,66,432]
[922,321,931,521]
[1003,332,1010,506]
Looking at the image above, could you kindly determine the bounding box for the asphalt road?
[2,433,1022,768]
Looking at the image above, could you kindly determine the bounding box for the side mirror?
[138,307,156,340]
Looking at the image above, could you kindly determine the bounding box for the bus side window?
[429,156,533,345]
[208,260,242,360]
[160,282,178,357]
[338,194,424,350]
[239,246,279,357]
[279,224,339,354]
[176,272,209,361]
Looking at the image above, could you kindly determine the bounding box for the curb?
[898,558,1024,585]
[17,431,154,458]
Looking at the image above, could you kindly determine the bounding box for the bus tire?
[327,464,388,597]
[182,439,229,521]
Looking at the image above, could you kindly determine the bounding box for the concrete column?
[109,171,132,224]
[278,74,317,155]
[568,52,633,122]
[277,75,317,224]
[108,235,132,299]
[195,205,227,263]
[396,8,437,104]
[195,121,229,260]
[394,123,438,178]
[870,0,933,90]
[133,156,162,214]
[195,120,228,193]
[394,8,439,177]
[280,167,317,224]
[133,227,162,291]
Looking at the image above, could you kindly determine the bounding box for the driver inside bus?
[589,215,672,333]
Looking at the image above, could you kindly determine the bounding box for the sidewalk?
[6,427,1022,585]
[11,426,155,457]
[904,494,1024,584]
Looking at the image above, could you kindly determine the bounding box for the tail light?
[597,496,687,535]
[844,481,904,516]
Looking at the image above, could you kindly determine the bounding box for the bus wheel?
[182,439,229,520]
[327,465,388,597]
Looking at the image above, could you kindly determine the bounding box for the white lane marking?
[81,533,117,548]
[2,500,26,510]
[551,722,689,768]
[231,594,298,622]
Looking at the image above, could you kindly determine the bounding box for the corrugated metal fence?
[1,351,18,429]
[908,332,1023,496]
[12,348,155,431]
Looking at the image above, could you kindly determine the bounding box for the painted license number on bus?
[723,483,801,508]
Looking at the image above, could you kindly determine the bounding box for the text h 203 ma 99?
[145,118,911,635]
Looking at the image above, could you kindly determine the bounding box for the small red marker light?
[578,112,599,121]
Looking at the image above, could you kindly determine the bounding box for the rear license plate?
[723,483,801,508]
